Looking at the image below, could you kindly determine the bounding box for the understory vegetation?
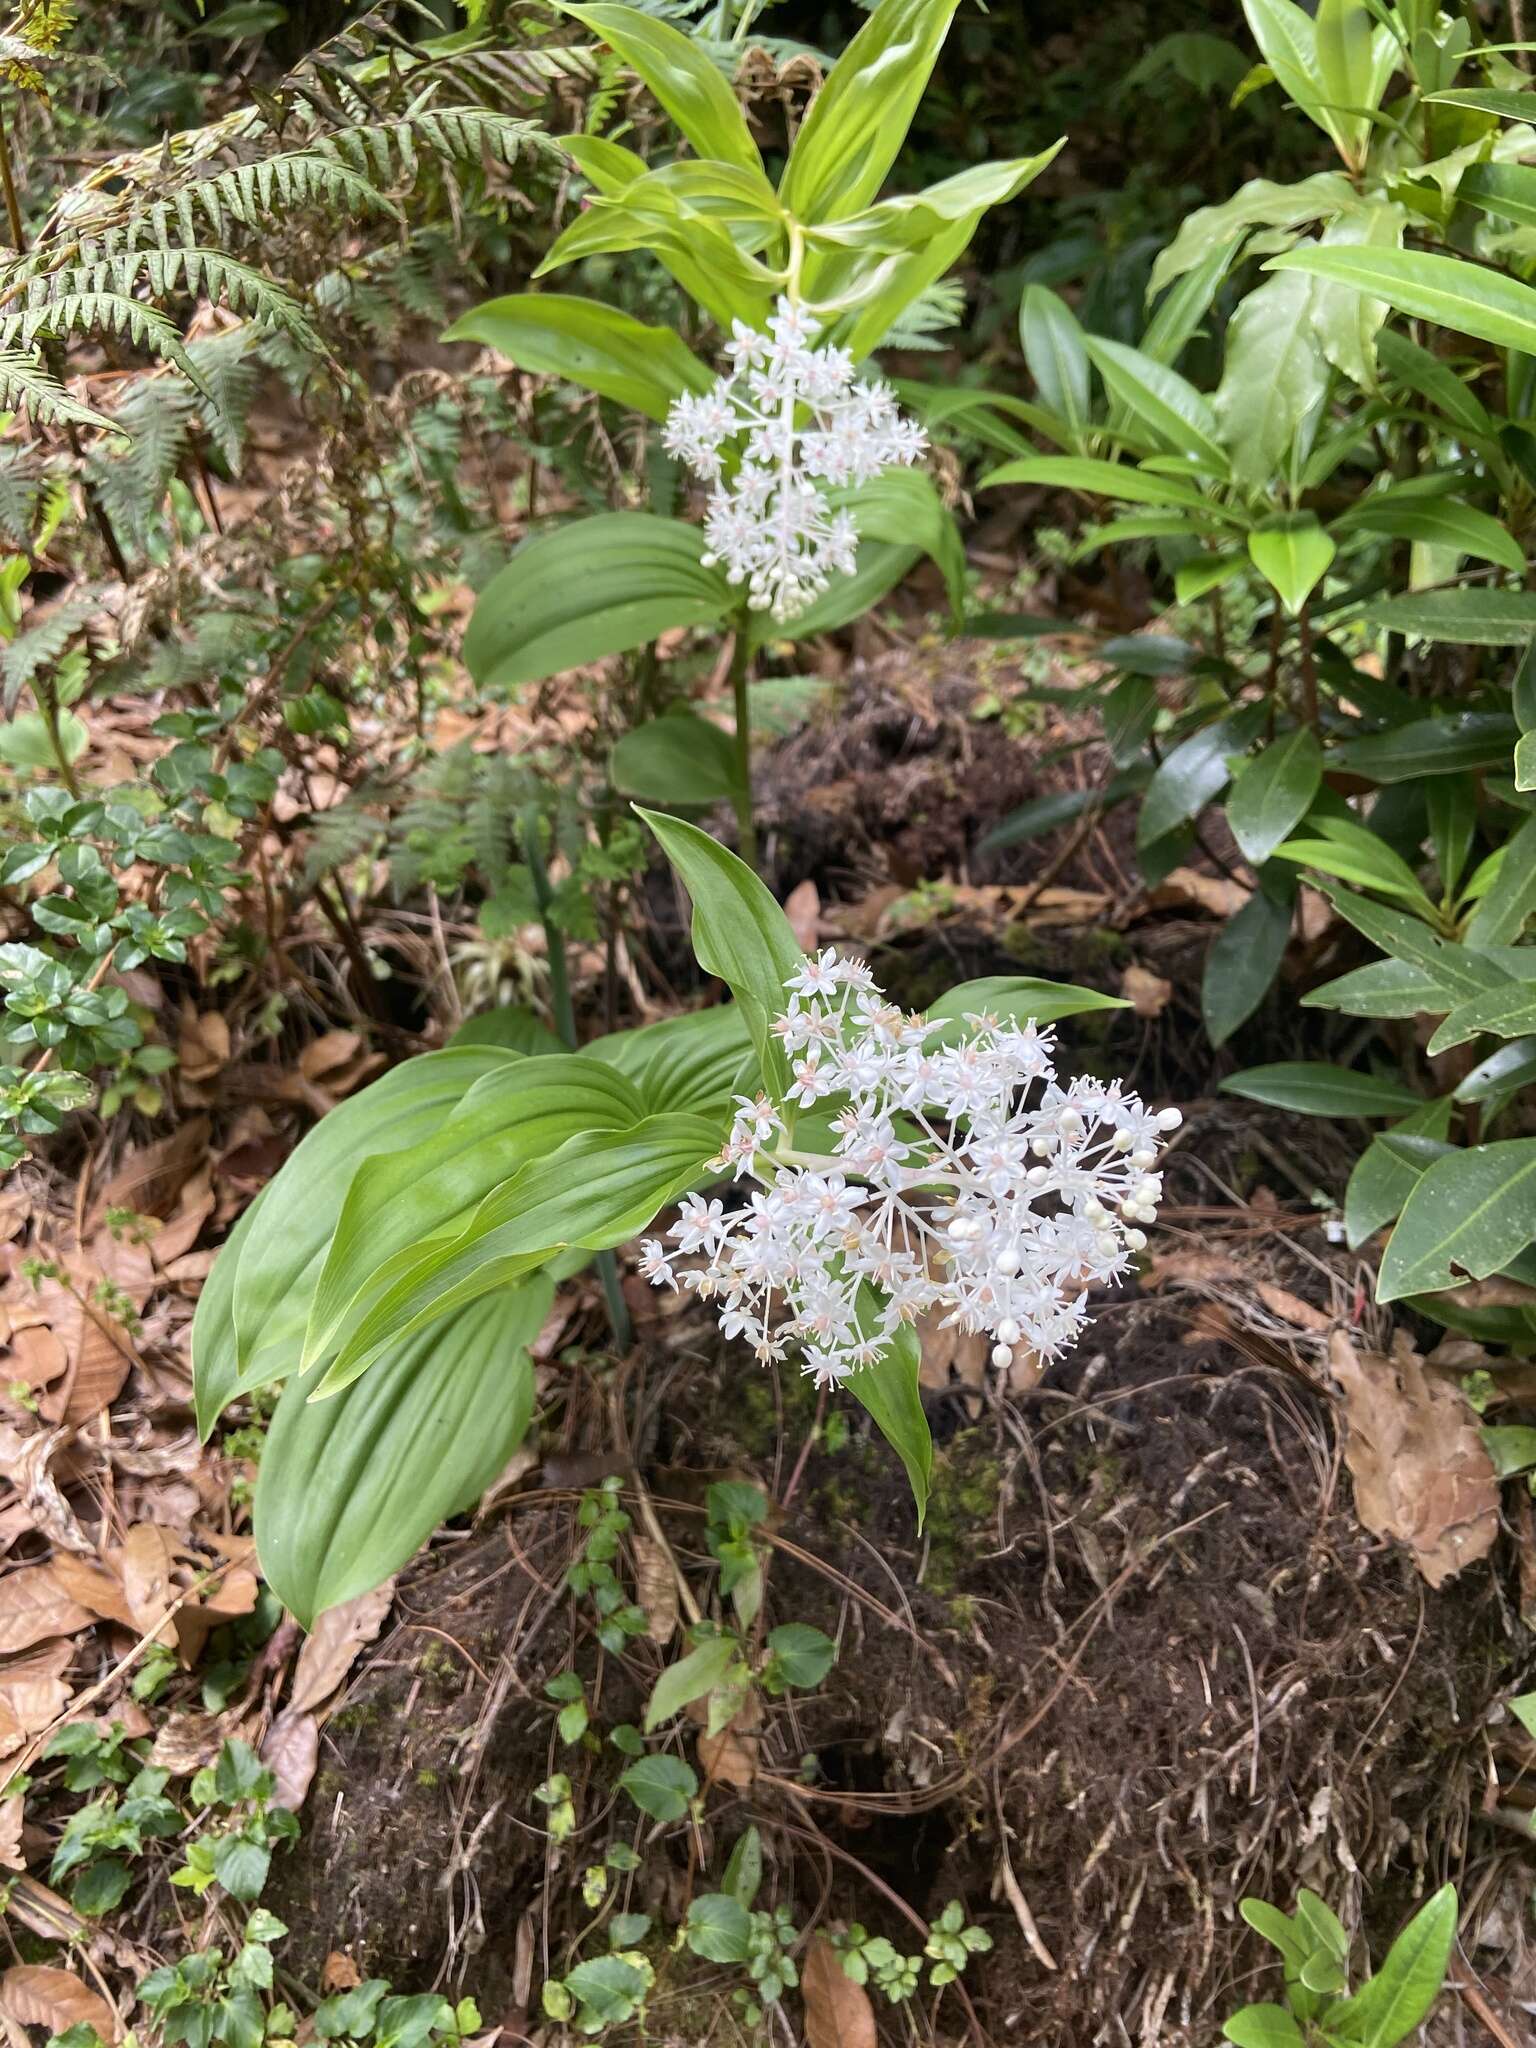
[5,0,1536,2042]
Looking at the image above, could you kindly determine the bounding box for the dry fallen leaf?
[1120,963,1172,1018]
[632,1537,679,1647]
[784,878,821,954]
[1151,866,1251,920]
[917,1307,988,1393]
[1329,1329,1499,1588]
[322,1954,362,1994]
[288,1581,395,1715]
[801,1937,877,2048]
[149,1712,227,1776]
[0,1794,24,1872]
[1142,1248,1246,1294]
[1,1965,119,2043]
[1254,1282,1332,1334]
[0,1566,95,1656]
[117,1524,180,1645]
[49,1556,135,1630]
[261,1709,319,1813]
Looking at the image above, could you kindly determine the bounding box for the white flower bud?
[996,1317,1021,1345]
[1131,1148,1157,1171]
[991,1343,1013,1370]
[1156,1106,1183,1130]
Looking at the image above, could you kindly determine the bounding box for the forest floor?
[4,600,1536,2046]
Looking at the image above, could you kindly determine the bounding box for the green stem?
[728,624,758,873]
[521,806,631,1353]
[39,683,79,799]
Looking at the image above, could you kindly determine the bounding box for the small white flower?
[666,294,927,623]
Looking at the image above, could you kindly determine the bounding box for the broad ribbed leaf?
[1379,1140,1536,1300]
[845,1311,931,1524]
[1020,287,1091,439]
[442,295,712,422]
[590,1005,757,1118]
[1218,1061,1420,1116]
[637,809,802,1102]
[465,515,733,694]
[611,708,743,807]
[554,3,763,171]
[303,1054,645,1367]
[257,1280,550,1626]
[1364,589,1536,646]
[926,975,1126,1031]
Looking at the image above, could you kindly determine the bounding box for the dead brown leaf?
[1120,963,1173,1018]
[633,1537,679,1647]
[0,1429,92,1554]
[1151,866,1252,920]
[177,1009,231,1084]
[783,878,821,953]
[1,1966,119,2043]
[101,1119,210,1219]
[801,1937,876,2048]
[48,1558,134,1631]
[261,1709,319,1813]
[322,1955,361,1994]
[117,1524,180,1645]
[1142,1248,1246,1293]
[288,1581,395,1715]
[0,1567,94,1656]
[6,1328,66,1392]
[697,1723,758,1788]
[0,1794,24,1872]
[148,1712,226,1776]
[1254,1282,1332,1333]
[916,1309,988,1393]
[1329,1329,1499,1588]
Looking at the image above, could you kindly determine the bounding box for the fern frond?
[186,329,261,467]
[91,380,197,549]
[0,347,110,430]
[1,290,199,381]
[1,596,97,713]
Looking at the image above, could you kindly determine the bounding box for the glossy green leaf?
[1327,710,1519,779]
[979,455,1215,510]
[1202,869,1294,1045]
[1214,265,1329,490]
[303,1054,645,1367]
[979,766,1150,853]
[1427,980,1536,1055]
[1084,334,1226,470]
[1149,171,1358,295]
[1379,1140,1536,1299]
[1455,1036,1536,1104]
[1138,705,1266,849]
[684,1894,753,1963]
[1270,243,1536,355]
[610,708,743,808]
[643,1636,738,1732]
[1318,883,1512,1000]
[1272,829,1437,918]
[779,0,961,225]
[464,515,733,695]
[318,1114,723,1391]
[1363,589,1536,646]
[637,809,802,1103]
[1019,287,1091,440]
[1246,517,1335,613]
[192,1186,270,1438]
[1226,728,1323,865]
[1344,1100,1454,1250]
[553,4,762,172]
[1465,814,1536,947]
[1218,1061,1420,1116]
[618,1753,697,1821]
[441,295,711,423]
[450,1007,566,1057]
[1323,1885,1456,2047]
[590,1005,756,1119]
[752,538,918,647]
[1221,2005,1305,2048]
[255,1280,549,1626]
[1336,489,1525,574]
[1485,1427,1536,1479]
[1424,86,1536,119]
[926,975,1127,1032]
[1302,955,1455,1019]
[1376,330,1492,437]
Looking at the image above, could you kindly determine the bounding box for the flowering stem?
[728,622,759,873]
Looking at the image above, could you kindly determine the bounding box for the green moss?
[416,1767,440,1790]
[921,1434,1002,1595]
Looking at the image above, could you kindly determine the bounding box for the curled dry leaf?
[1329,1330,1499,1588]
[0,1794,24,1872]
[1,1965,119,2044]
[0,1566,94,1656]
[632,1537,679,1647]
[261,1708,319,1813]
[0,1427,93,1555]
[1254,1282,1332,1334]
[288,1580,396,1716]
[801,1936,876,2048]
[0,1638,74,1757]
[1120,963,1173,1018]
[49,1556,135,1631]
[148,1711,227,1776]
[783,877,821,953]
[117,1524,181,1646]
[322,1954,362,1995]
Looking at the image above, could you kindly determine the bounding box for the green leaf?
[1335,492,1524,574]
[1214,265,1329,491]
[562,1957,646,2024]
[255,1280,548,1626]
[1226,728,1323,866]
[1379,1140,1536,1300]
[979,455,1216,510]
[643,1636,738,1733]
[316,1115,721,1391]
[464,514,733,695]
[1222,2006,1306,2048]
[1455,161,1536,233]
[1424,86,1536,119]
[925,975,1127,1031]
[303,1054,644,1367]
[1149,171,1358,295]
[0,711,88,770]
[1218,1062,1420,1117]
[209,1047,515,1410]
[1344,1101,1454,1250]
[1328,711,1519,784]
[636,809,802,1104]
[441,295,712,423]
[553,4,762,172]
[73,1858,132,1916]
[978,766,1150,853]
[844,1314,932,1525]
[1019,287,1091,441]
[1247,517,1335,613]
[618,1753,697,1822]
[1465,814,1536,947]
[1483,1425,1536,1479]
[721,1827,762,1908]
[765,1622,836,1688]
[830,467,967,622]
[591,1005,756,1119]
[610,708,743,808]
[1202,869,1294,1046]
[1376,330,1492,438]
[1240,1898,1309,1969]
[1362,590,1536,646]
[1455,1036,1536,1105]
[684,1893,753,1964]
[1272,826,1437,917]
[1270,244,1536,356]
[1138,705,1266,849]
[1314,883,1511,1001]
[1323,1885,1456,2048]
[1083,334,1226,470]
[1302,956,1455,1019]
[1428,981,1536,1055]
[450,1007,566,1057]
[212,1836,271,1903]
[779,0,961,225]
[751,537,919,646]
[1516,731,1536,793]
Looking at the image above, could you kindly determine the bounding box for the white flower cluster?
[639,953,1179,1388]
[662,296,927,623]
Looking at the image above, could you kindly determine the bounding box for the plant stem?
[522,806,632,1353]
[0,99,23,253]
[728,624,758,873]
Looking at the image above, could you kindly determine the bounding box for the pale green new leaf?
[441,295,711,422]
[1214,266,1329,489]
[1270,244,1536,356]
[1322,1885,1456,2047]
[979,455,1216,510]
[644,1637,738,1732]
[1335,491,1523,573]
[1083,334,1227,471]
[1019,287,1091,441]
[553,3,762,172]
[1247,516,1335,613]
[1148,171,1358,294]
